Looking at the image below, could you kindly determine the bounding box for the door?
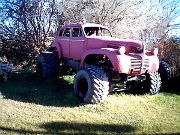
[57,28,71,57]
[69,27,86,60]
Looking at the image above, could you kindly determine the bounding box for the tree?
[0,0,179,65]
[0,0,57,64]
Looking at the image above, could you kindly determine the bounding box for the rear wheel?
[36,52,60,79]
[74,65,109,104]
[158,60,172,84]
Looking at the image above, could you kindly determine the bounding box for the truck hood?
[87,36,144,51]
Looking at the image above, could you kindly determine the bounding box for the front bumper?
[116,54,159,75]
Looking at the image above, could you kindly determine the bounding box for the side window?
[63,28,71,37]
[59,29,64,36]
[84,27,98,36]
[72,28,82,37]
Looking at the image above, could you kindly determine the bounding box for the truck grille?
[130,58,149,74]
[142,59,149,72]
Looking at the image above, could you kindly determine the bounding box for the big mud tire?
[158,60,172,84]
[36,52,60,79]
[74,65,109,104]
[144,72,161,94]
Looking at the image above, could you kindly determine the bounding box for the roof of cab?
[60,23,109,30]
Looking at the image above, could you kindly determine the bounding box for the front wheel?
[127,72,161,95]
[143,72,161,94]
[74,65,109,104]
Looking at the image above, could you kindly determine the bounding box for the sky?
[169,15,180,37]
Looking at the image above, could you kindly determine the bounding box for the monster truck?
[36,23,161,104]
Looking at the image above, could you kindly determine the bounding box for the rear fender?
[51,40,63,58]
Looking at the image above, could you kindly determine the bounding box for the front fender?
[81,48,129,73]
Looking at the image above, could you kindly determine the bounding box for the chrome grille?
[130,58,149,74]
[142,59,149,72]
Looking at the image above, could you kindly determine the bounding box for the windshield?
[84,27,112,37]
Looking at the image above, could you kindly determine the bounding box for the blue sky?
[169,15,180,36]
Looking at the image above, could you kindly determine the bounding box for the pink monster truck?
[36,23,161,104]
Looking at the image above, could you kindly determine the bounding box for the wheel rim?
[77,77,88,96]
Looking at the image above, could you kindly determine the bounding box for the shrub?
[158,37,180,77]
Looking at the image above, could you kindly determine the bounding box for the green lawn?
[0,69,180,135]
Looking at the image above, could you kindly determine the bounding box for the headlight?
[118,46,126,55]
[153,48,158,56]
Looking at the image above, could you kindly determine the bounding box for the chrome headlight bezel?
[118,46,126,55]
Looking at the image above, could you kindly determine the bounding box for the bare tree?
[0,0,57,64]
[0,0,179,65]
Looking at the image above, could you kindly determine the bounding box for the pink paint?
[52,23,159,75]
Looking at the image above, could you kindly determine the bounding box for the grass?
[0,68,180,135]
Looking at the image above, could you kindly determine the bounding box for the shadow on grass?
[0,68,83,107]
[0,122,135,134]
[40,122,135,134]
[0,126,45,135]
[1,122,179,135]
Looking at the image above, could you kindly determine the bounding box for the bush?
[159,37,180,77]
[0,36,39,66]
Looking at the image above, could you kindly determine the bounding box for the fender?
[51,39,63,58]
[80,48,130,73]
